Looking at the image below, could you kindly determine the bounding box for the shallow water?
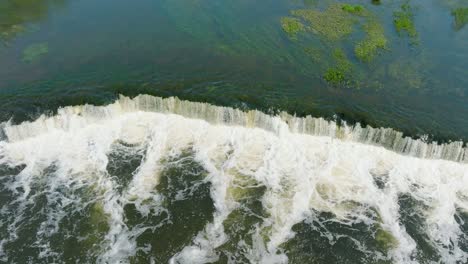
[0,0,468,263]
[0,0,468,141]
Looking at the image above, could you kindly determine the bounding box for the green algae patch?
[216,169,269,262]
[291,4,357,41]
[452,7,468,30]
[286,3,387,64]
[370,207,399,253]
[341,4,365,15]
[304,45,326,63]
[43,197,111,262]
[280,2,390,88]
[280,17,305,39]
[219,186,268,262]
[375,228,399,251]
[22,42,48,63]
[355,21,388,62]
[332,48,351,71]
[88,202,110,234]
[324,48,352,85]
[324,68,346,83]
[74,202,110,256]
[394,3,417,38]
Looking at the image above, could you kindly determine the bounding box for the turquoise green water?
[0,0,468,263]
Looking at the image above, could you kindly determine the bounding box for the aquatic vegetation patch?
[324,68,346,83]
[291,4,357,41]
[451,7,468,30]
[280,17,305,39]
[324,48,352,85]
[280,3,390,87]
[282,3,388,67]
[355,21,388,61]
[22,42,48,63]
[393,3,418,38]
[375,227,399,251]
[341,4,365,15]
[304,45,323,62]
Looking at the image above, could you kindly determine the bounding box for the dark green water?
[0,0,468,263]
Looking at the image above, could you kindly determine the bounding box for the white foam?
[2,95,466,163]
[0,95,466,263]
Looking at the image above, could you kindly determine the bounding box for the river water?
[0,0,467,263]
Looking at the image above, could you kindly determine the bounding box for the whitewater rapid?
[0,95,467,263]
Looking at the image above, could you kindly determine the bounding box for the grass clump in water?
[288,3,387,63]
[280,17,305,39]
[291,4,357,41]
[281,2,389,86]
[22,42,48,63]
[452,7,468,30]
[355,21,387,61]
[341,4,364,15]
[393,3,417,38]
[324,48,352,85]
[324,68,346,83]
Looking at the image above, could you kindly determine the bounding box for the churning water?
[0,95,467,263]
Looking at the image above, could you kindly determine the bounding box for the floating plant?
[280,17,305,39]
[393,2,418,39]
